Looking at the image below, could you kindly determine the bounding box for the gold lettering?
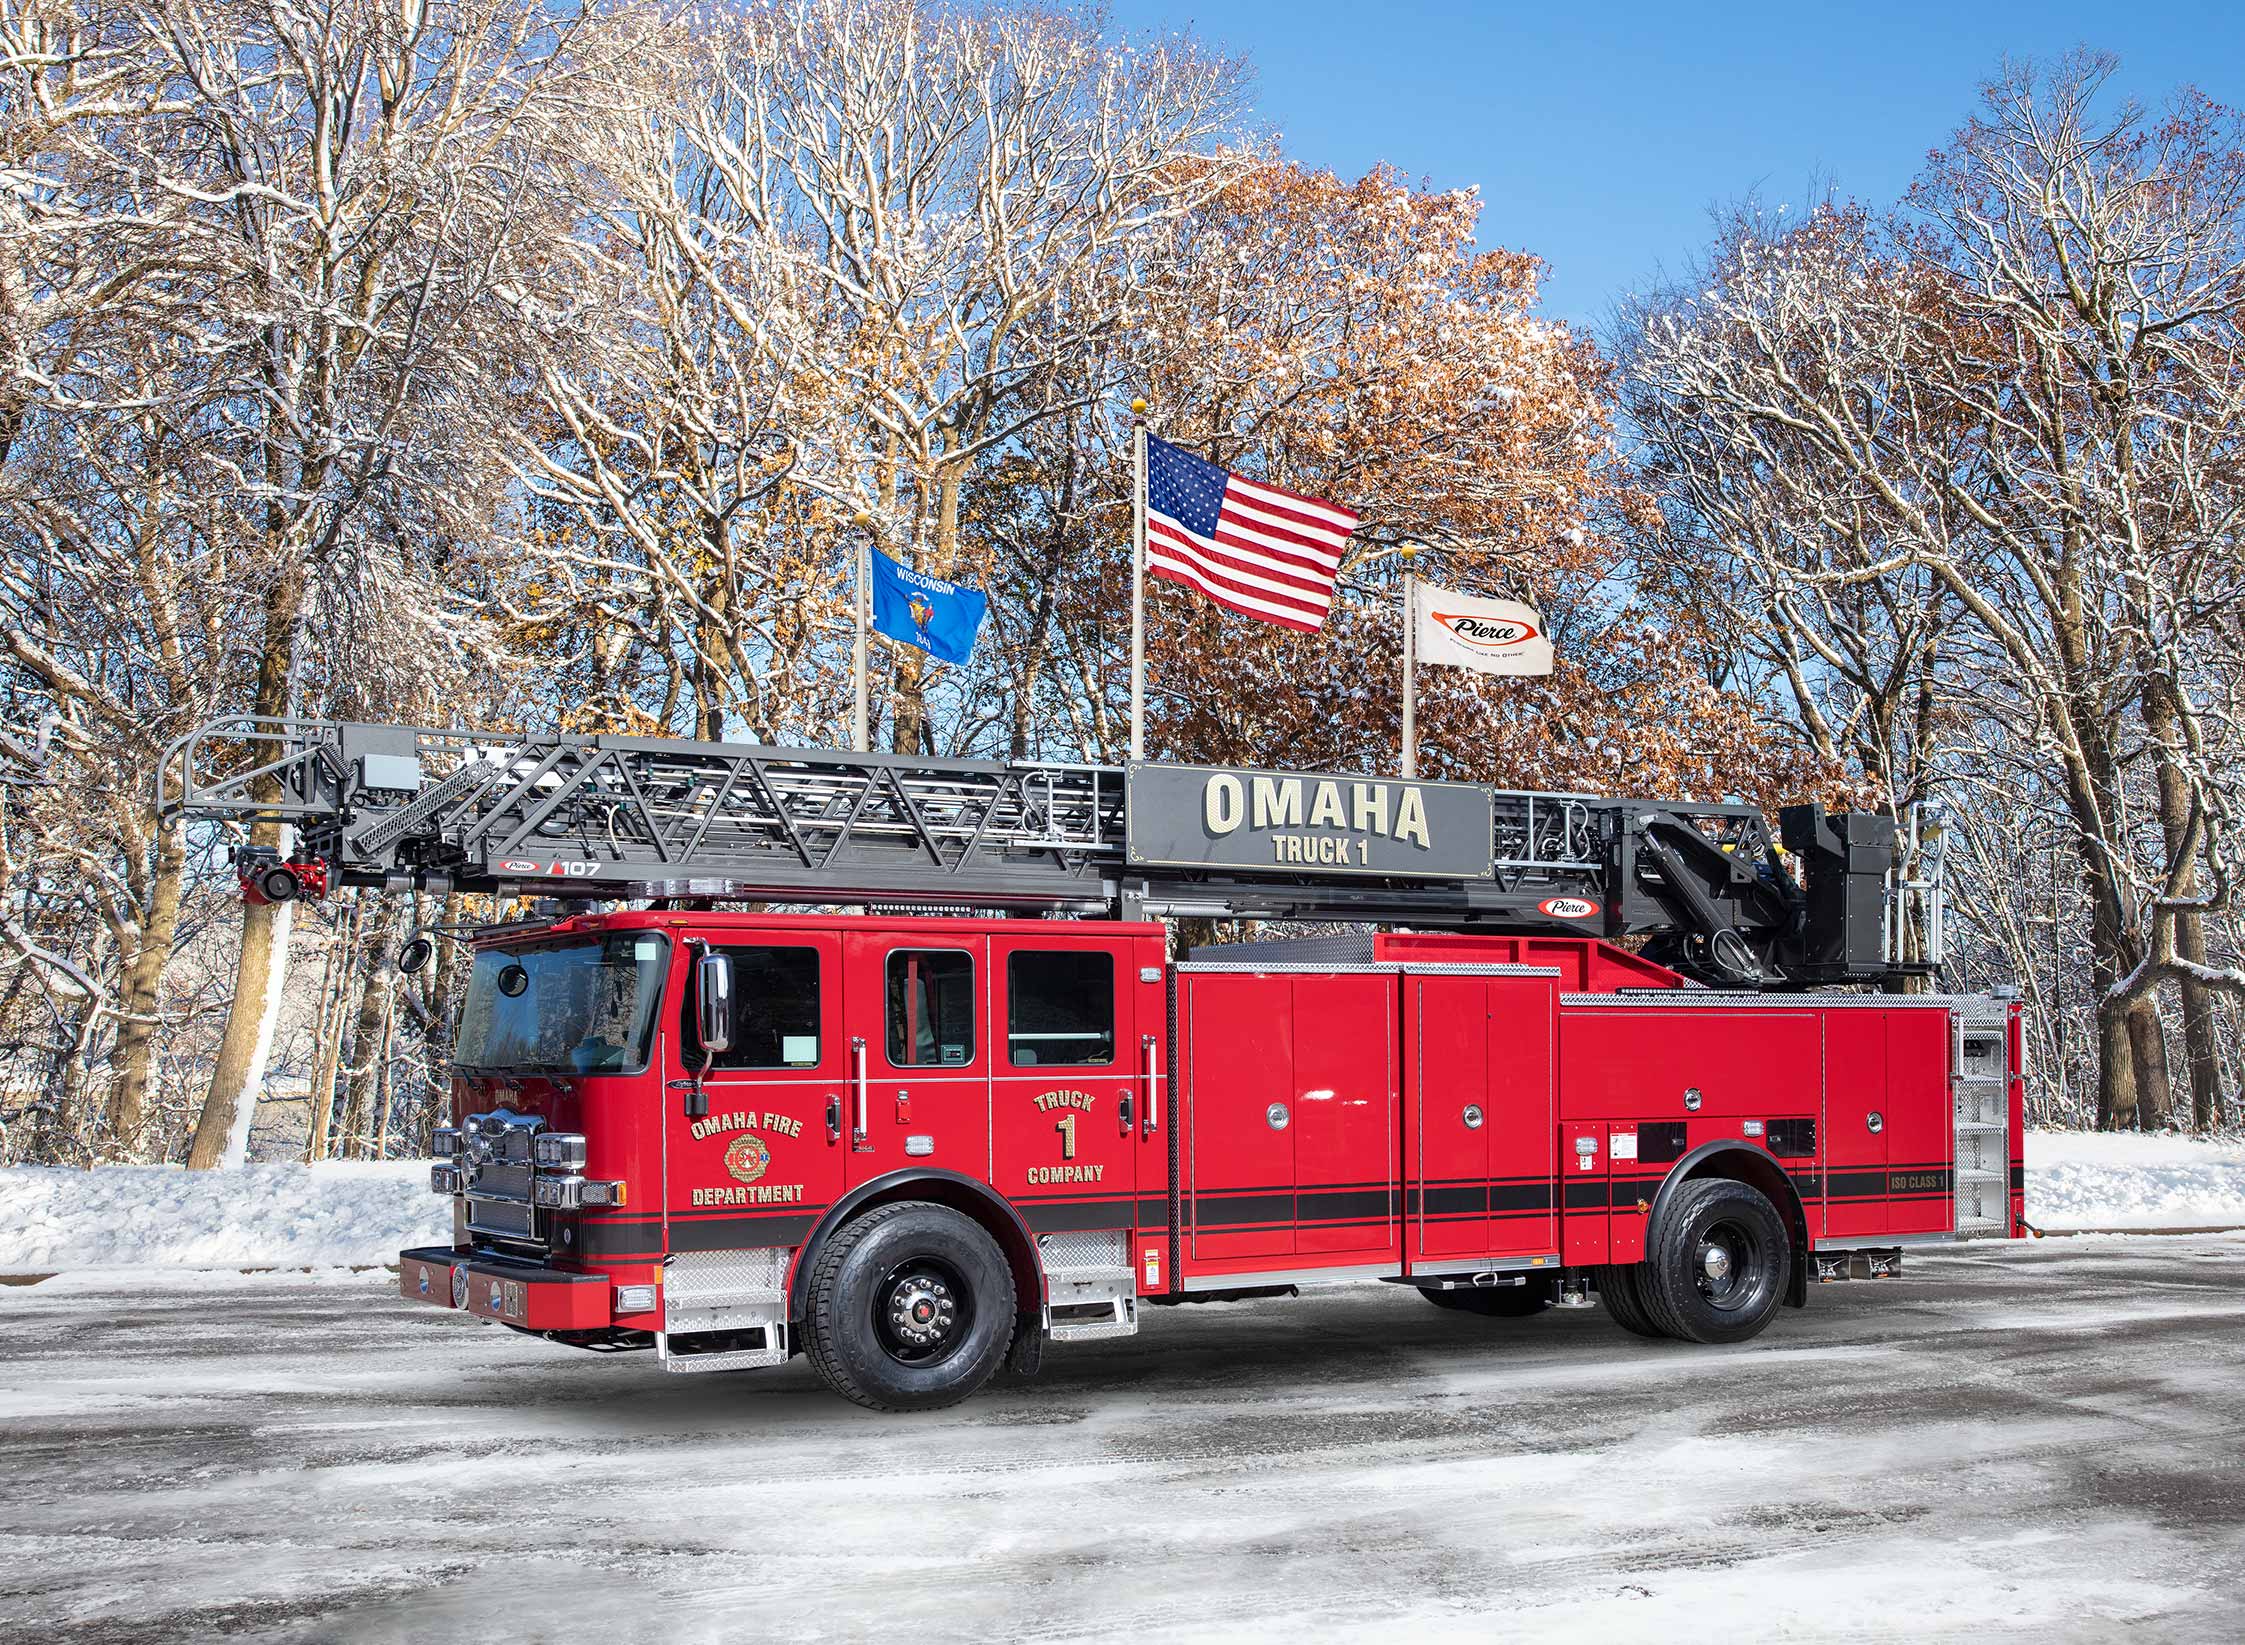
[1351,783,1388,835]
[1252,776,1304,828]
[1395,788,1431,849]
[1026,1164,1105,1185]
[1204,773,1244,835]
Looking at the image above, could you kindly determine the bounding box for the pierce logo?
[1538,896,1599,920]
[1434,612,1541,652]
[722,1133,771,1185]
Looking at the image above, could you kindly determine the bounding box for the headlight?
[530,1174,624,1209]
[430,1163,462,1195]
[432,1127,462,1158]
[531,1174,581,1208]
[533,1132,587,1169]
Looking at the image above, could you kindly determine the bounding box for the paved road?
[3,1236,2243,1643]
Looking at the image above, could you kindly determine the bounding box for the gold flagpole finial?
[1130,398,1148,417]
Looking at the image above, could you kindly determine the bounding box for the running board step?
[658,1321,789,1373]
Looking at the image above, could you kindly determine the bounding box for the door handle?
[826,1093,842,1142]
[851,1037,869,1149]
[1266,1102,1290,1131]
[1141,1035,1161,1137]
[1118,1091,1134,1133]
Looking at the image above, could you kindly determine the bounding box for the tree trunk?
[340,898,404,1159]
[2094,991,2137,1131]
[107,818,186,1155]
[2126,999,2174,1131]
[2178,917,2226,1130]
[2143,672,2226,1130]
[188,563,310,1169]
[304,896,360,1163]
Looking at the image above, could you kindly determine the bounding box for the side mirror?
[694,950,734,1057]
[398,933,436,975]
[497,962,529,998]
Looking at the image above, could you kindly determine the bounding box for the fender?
[785,1167,1043,1323]
[1649,1139,1813,1309]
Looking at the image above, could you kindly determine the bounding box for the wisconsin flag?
[1412,582,1554,676]
[868,548,987,666]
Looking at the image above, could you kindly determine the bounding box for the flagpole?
[1400,542,1419,778]
[850,510,871,754]
[1128,399,1148,764]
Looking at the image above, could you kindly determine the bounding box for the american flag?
[1143,434,1358,633]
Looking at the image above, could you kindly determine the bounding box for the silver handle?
[1142,1034,1160,1137]
[852,1037,868,1147]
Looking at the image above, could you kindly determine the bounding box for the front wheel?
[801,1202,1016,1411]
[1639,1177,1791,1345]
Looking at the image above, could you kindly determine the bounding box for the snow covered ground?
[0,1130,2240,1273]
[0,1161,448,1271]
[2027,1130,2245,1231]
[2,1238,2242,1642]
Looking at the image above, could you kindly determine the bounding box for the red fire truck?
[161,720,2022,1411]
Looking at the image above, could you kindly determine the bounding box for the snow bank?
[0,1162,447,1271]
[2027,1130,2245,1231]
[4,1132,2241,1272]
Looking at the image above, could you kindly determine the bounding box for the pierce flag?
[867,548,987,666]
[1411,582,1554,676]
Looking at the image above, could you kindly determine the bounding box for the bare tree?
[1626,54,2245,1126]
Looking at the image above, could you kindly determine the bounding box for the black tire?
[1594,1264,1668,1339]
[1419,1278,1555,1317]
[1639,1176,1791,1345]
[801,1201,1016,1412]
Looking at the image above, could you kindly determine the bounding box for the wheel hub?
[1701,1244,1733,1283]
[885,1273,957,1351]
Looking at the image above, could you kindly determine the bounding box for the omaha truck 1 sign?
[1125,761,1494,879]
[158,716,2007,1414]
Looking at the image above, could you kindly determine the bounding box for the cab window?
[1007,950,1114,1067]
[886,949,975,1067]
[682,945,821,1070]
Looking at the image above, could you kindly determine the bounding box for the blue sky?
[1121,1,2245,331]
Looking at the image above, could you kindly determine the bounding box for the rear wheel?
[802,1202,1016,1411]
[1594,1265,1667,1339]
[1640,1176,1790,1345]
[1419,1277,1556,1318]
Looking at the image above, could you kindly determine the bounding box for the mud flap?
[1005,1316,1044,1378]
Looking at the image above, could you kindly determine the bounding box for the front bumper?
[398,1246,615,1330]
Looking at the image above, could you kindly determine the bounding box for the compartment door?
[1291,973,1399,1260]
[1821,1010,1888,1238]
[1409,974,1557,1265]
[1183,972,1295,1260]
[1410,974,1492,1258]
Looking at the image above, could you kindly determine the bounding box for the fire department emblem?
[723,1132,771,1185]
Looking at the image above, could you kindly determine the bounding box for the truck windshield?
[455,933,670,1075]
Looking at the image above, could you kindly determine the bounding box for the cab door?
[842,933,992,1191]
[991,933,1137,1228]
[664,934,847,1253]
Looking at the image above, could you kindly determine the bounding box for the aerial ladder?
[152,715,1943,991]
